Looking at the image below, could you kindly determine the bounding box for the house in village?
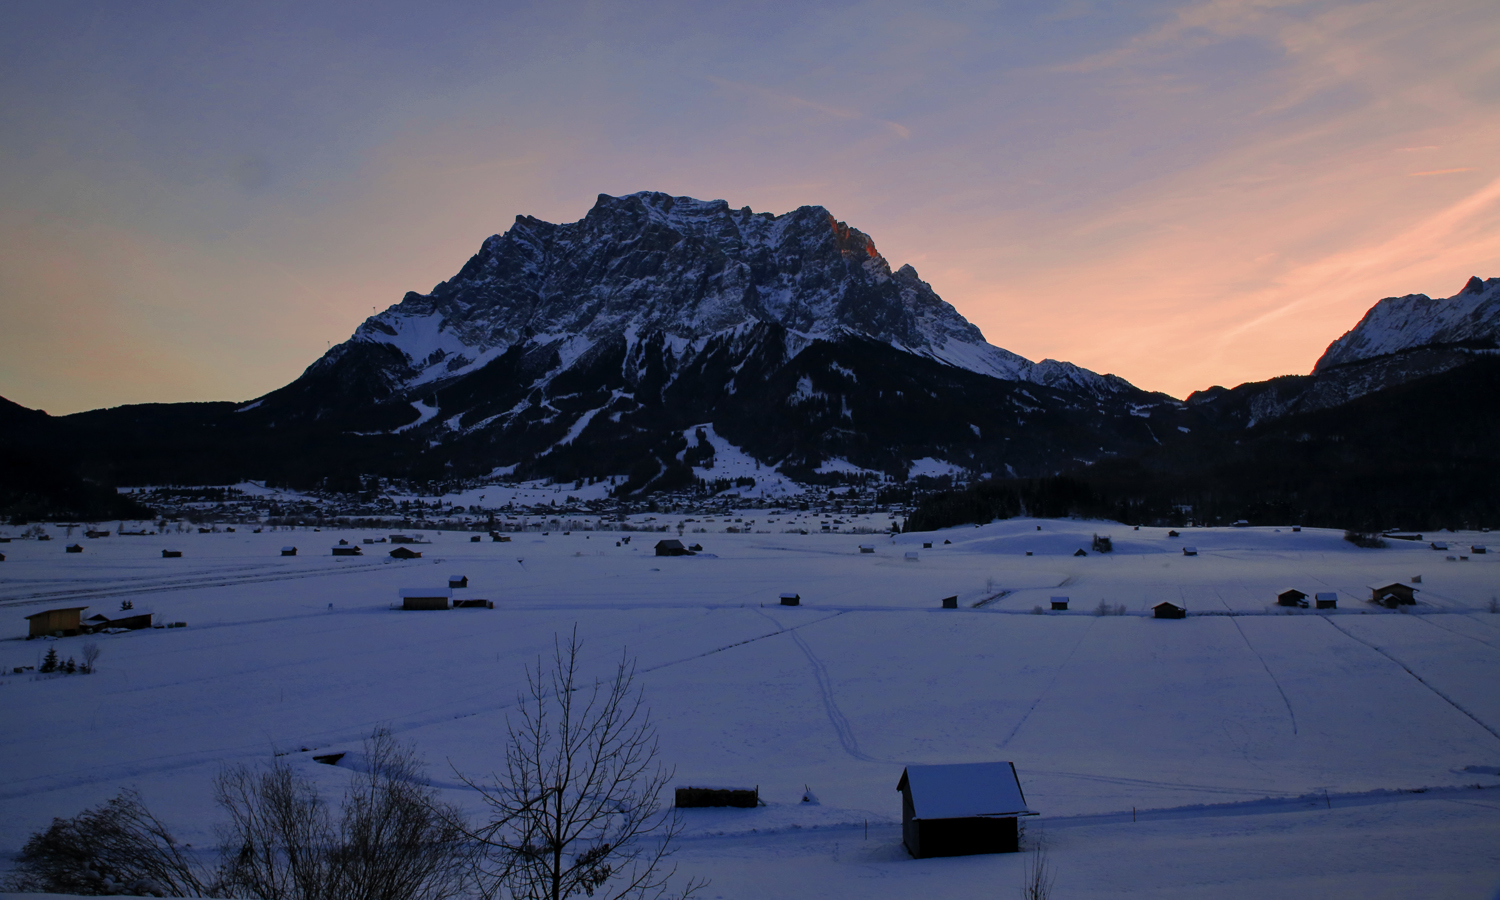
[896,762,1037,858]
[400,588,451,611]
[26,607,88,638]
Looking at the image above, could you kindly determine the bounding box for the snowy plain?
[2,518,1499,899]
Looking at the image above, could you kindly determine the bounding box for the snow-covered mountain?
[334,191,1128,396]
[1315,276,1500,371]
[240,192,1175,489]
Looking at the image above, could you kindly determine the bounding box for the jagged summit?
[336,191,1123,394]
[1315,276,1500,371]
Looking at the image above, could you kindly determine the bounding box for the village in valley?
[3,491,1498,899]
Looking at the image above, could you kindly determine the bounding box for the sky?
[1,0,1498,414]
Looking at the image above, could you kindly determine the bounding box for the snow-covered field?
[2,520,1499,899]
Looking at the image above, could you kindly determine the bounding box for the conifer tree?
[41,647,58,673]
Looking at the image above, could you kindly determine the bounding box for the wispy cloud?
[706,75,911,139]
[1408,167,1477,177]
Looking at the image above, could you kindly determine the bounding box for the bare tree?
[462,628,702,900]
[215,728,471,900]
[81,641,102,674]
[5,789,210,896]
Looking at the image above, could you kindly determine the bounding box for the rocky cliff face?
[1316,276,1500,371]
[244,192,1174,488]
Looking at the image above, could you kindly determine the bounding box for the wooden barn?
[162,549,182,558]
[1051,597,1069,610]
[26,607,87,638]
[1182,547,1198,556]
[281,546,297,556]
[1473,545,1488,555]
[85,611,153,632]
[655,539,692,557]
[1315,592,1338,609]
[389,546,422,559]
[780,592,800,606]
[1153,601,1187,619]
[449,575,469,588]
[1277,589,1308,608]
[859,544,875,554]
[332,546,362,557]
[1370,582,1417,607]
[400,588,451,611]
[66,544,84,553]
[941,595,959,609]
[896,762,1037,858]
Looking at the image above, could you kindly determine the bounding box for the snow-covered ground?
[2,520,1498,899]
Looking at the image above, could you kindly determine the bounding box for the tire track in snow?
[998,617,1096,749]
[0,560,390,608]
[1321,616,1500,744]
[1411,613,1500,652]
[1226,616,1298,735]
[768,610,877,763]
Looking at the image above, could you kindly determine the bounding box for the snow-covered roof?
[1314,592,1337,601]
[400,588,452,599]
[1369,582,1416,592]
[897,762,1035,819]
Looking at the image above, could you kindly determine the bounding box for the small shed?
[281,546,298,556]
[1182,547,1198,556]
[1153,601,1186,619]
[469,535,481,542]
[675,786,759,808]
[1430,541,1448,551]
[923,542,933,549]
[389,546,422,559]
[780,592,800,606]
[332,546,362,556]
[941,596,959,609]
[1050,596,1069,611]
[1370,582,1417,607]
[896,762,1036,858]
[162,549,183,558]
[1072,548,1087,557]
[400,588,451,611]
[1167,530,1180,538]
[859,544,875,554]
[26,607,88,638]
[66,543,84,553]
[449,575,469,589]
[1314,592,1338,609]
[1473,545,1488,554]
[1276,589,1308,608]
[655,539,692,557]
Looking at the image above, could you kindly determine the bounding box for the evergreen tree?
[40,647,58,673]
[64,657,77,674]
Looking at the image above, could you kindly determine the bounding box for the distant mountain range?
[2,192,1497,524]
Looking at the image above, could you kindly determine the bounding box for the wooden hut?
[859,544,875,554]
[780,592,801,606]
[1276,589,1308,608]
[1473,545,1488,554]
[26,607,87,638]
[449,575,469,589]
[1370,582,1417,607]
[1051,597,1069,610]
[332,546,362,557]
[400,588,451,611]
[66,543,84,553]
[1315,592,1338,609]
[162,549,182,558]
[941,596,959,609]
[389,546,422,559]
[1153,601,1186,619]
[281,546,297,556]
[896,762,1037,858]
[655,539,692,557]
[675,786,759,808]
[1182,547,1198,556]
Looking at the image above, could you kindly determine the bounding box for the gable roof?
[896,762,1035,819]
[24,606,87,620]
